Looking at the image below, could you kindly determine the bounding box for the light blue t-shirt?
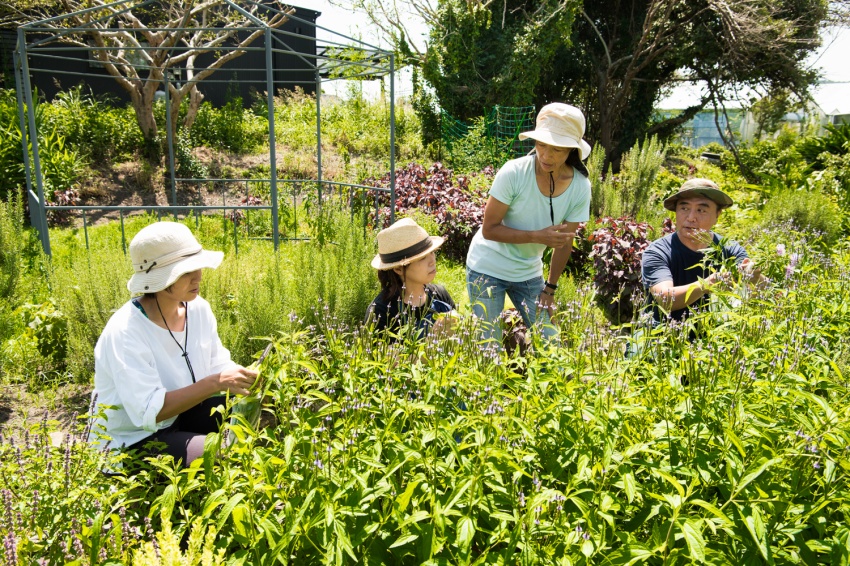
[466,155,591,282]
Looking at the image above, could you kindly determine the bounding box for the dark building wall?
[4,5,319,107]
[0,29,16,89]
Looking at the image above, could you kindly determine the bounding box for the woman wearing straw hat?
[366,218,457,339]
[466,103,592,342]
[89,222,258,467]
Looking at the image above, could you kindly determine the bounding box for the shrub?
[0,412,153,563]
[759,188,843,245]
[366,162,490,262]
[587,136,666,220]
[587,216,666,324]
[190,96,267,153]
[444,115,514,173]
[46,86,142,162]
[0,194,25,301]
[796,123,850,169]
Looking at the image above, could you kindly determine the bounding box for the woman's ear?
[393,265,405,277]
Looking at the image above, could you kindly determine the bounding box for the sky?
[304,1,849,106]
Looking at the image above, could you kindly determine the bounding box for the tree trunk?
[182,85,205,133]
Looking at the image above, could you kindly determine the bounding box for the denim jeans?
[466,268,557,342]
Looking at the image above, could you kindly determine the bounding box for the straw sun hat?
[127,222,224,295]
[371,218,445,270]
[518,103,592,160]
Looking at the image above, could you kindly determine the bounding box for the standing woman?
[466,103,592,341]
[90,222,257,467]
[366,218,457,339]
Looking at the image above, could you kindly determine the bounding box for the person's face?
[675,196,720,246]
[534,141,572,173]
[165,269,203,302]
[394,252,437,288]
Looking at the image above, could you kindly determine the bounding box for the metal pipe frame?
[15,0,397,256]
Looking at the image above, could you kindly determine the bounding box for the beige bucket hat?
[127,222,224,295]
[519,103,592,160]
[371,218,445,270]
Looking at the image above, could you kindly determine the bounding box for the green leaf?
[457,516,475,554]
[399,510,431,528]
[217,492,246,533]
[390,533,419,548]
[731,458,781,500]
[623,472,636,503]
[689,499,732,526]
[334,521,358,561]
[681,519,706,563]
[232,504,251,540]
[736,503,772,564]
[396,478,423,514]
[156,484,176,520]
[604,545,654,565]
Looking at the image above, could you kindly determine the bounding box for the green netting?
[441,110,470,146]
[441,105,536,159]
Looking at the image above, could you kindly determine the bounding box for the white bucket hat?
[371,218,445,270]
[127,222,224,295]
[519,103,591,160]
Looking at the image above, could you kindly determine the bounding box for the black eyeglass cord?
[548,171,555,226]
[155,296,196,383]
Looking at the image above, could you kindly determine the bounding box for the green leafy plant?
[588,136,667,220]
[760,187,843,245]
[587,216,659,324]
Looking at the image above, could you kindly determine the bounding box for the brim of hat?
[127,249,224,295]
[371,236,445,270]
[519,130,591,161]
[663,188,734,211]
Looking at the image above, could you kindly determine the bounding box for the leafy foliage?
[190,96,267,154]
[0,410,152,563]
[796,123,850,169]
[0,89,84,200]
[46,86,142,162]
[422,0,825,168]
[587,137,667,220]
[586,216,669,324]
[759,188,843,245]
[367,162,491,262]
[443,115,516,174]
[85,242,850,564]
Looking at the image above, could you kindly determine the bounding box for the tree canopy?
[419,0,827,168]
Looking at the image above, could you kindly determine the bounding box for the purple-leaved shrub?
[367,163,491,262]
[587,216,674,324]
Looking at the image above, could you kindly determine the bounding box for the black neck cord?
[548,171,555,226]
[154,296,196,383]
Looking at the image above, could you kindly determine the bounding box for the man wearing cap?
[641,178,757,322]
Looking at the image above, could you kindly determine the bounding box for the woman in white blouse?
[90,222,257,467]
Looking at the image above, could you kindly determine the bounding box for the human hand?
[538,223,575,248]
[213,366,259,396]
[703,269,733,291]
[538,289,556,315]
[739,258,763,281]
[431,310,459,337]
